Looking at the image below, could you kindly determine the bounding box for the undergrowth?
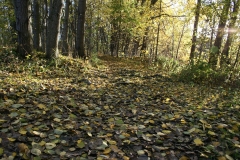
[174,61,240,87]
[156,56,182,73]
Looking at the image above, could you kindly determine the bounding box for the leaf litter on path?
[0,55,240,159]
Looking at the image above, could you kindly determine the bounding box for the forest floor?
[0,53,240,160]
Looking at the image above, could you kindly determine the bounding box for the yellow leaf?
[53,118,61,122]
[19,129,27,135]
[179,156,189,160]
[232,125,239,131]
[205,123,212,129]
[7,138,16,142]
[37,104,47,110]
[181,119,187,124]
[106,133,113,137]
[107,139,116,145]
[187,128,196,133]
[217,156,226,160]
[165,98,170,103]
[199,119,207,124]
[217,123,228,129]
[103,148,111,154]
[122,133,130,137]
[39,141,46,146]
[208,131,216,136]
[162,123,168,129]
[212,141,220,147]
[149,120,154,124]
[162,130,171,134]
[174,114,180,119]
[103,106,109,110]
[18,143,29,154]
[194,138,204,146]
[135,98,140,102]
[18,99,25,104]
[110,145,119,152]
[123,156,130,160]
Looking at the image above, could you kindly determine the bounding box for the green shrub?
[176,61,228,85]
[90,54,101,67]
[157,56,182,73]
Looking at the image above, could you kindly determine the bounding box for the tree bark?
[176,22,186,59]
[75,0,87,58]
[155,23,160,61]
[220,0,240,66]
[140,27,149,57]
[33,0,40,51]
[209,0,231,68]
[62,0,70,56]
[190,0,201,64]
[13,0,32,58]
[46,0,63,59]
[40,0,48,52]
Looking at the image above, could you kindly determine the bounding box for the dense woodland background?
[1,0,240,159]
[0,0,239,72]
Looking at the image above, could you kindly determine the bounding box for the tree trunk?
[176,22,186,59]
[46,0,63,59]
[171,24,175,58]
[220,0,240,67]
[209,0,231,68]
[140,27,149,57]
[13,0,32,58]
[209,15,216,50]
[33,0,40,51]
[99,27,108,54]
[190,0,201,64]
[110,23,117,56]
[155,23,160,61]
[62,0,70,56]
[40,0,48,52]
[75,0,87,58]
[68,0,77,56]
[85,8,93,58]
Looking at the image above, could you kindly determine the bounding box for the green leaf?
[77,140,85,148]
[9,112,18,118]
[31,148,41,156]
[0,148,4,156]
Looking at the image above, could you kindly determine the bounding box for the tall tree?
[46,0,63,59]
[208,0,231,68]
[189,0,201,64]
[220,0,240,66]
[32,0,40,51]
[13,0,32,57]
[75,0,87,58]
[40,0,48,52]
[62,0,70,56]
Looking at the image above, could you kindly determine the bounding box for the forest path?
[0,54,240,160]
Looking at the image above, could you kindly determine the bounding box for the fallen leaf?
[103,148,111,154]
[77,140,85,148]
[31,148,41,156]
[194,138,204,146]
